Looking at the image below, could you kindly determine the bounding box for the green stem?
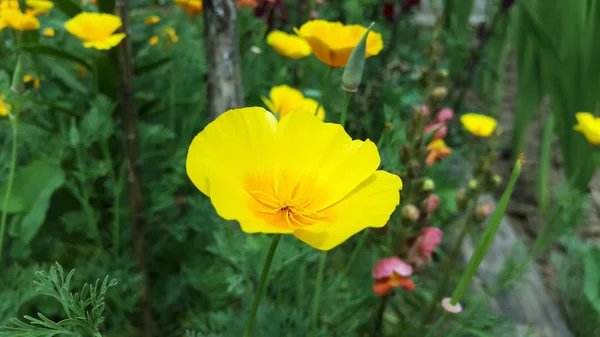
[315,67,334,118]
[0,112,19,261]
[371,294,389,337]
[169,60,177,131]
[340,91,352,128]
[309,251,328,337]
[242,234,282,337]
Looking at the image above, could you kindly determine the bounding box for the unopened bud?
[431,86,448,101]
[436,108,454,123]
[402,204,420,222]
[456,188,468,211]
[492,175,502,187]
[474,201,496,222]
[422,194,441,213]
[406,106,423,141]
[342,22,375,92]
[400,144,412,164]
[385,122,392,130]
[467,179,478,191]
[407,159,420,177]
[422,178,435,192]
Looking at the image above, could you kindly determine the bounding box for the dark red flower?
[382,3,395,22]
[402,0,421,11]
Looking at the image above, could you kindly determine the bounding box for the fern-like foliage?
[0,263,117,337]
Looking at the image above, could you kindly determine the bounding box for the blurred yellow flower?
[295,20,383,68]
[174,0,202,16]
[266,30,311,59]
[23,75,40,88]
[0,8,40,31]
[426,139,452,166]
[42,27,55,36]
[573,112,600,145]
[0,95,10,117]
[148,35,159,45]
[186,108,402,250]
[65,12,126,50]
[162,26,179,43]
[144,15,160,25]
[1,0,53,16]
[261,85,325,121]
[460,113,497,137]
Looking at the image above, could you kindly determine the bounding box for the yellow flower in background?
[0,8,40,30]
[261,85,325,121]
[460,113,497,137]
[1,0,53,15]
[144,15,160,25]
[0,95,10,117]
[295,20,383,68]
[42,27,55,36]
[186,108,402,250]
[162,26,179,43]
[148,35,159,45]
[174,0,202,16]
[266,30,311,59]
[23,75,40,88]
[573,112,600,145]
[65,12,126,50]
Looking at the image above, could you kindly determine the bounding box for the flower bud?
[492,174,502,187]
[385,122,393,130]
[456,188,468,211]
[474,200,495,222]
[431,86,448,101]
[424,123,447,140]
[422,194,441,213]
[342,22,375,92]
[422,178,435,192]
[407,160,420,177]
[401,204,420,222]
[400,144,412,164]
[436,108,454,123]
[467,179,478,191]
[406,106,423,141]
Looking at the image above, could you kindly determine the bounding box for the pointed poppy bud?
[342,22,375,92]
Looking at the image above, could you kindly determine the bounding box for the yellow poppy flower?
[0,8,40,30]
[186,108,402,250]
[460,113,497,137]
[42,27,55,36]
[1,0,53,15]
[573,112,600,145]
[148,35,159,45]
[0,95,10,117]
[23,74,40,88]
[174,0,202,16]
[266,30,311,59]
[261,85,325,121]
[294,20,383,68]
[64,12,126,50]
[144,15,160,25]
[162,26,179,43]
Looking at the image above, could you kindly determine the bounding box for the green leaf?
[0,194,26,214]
[37,56,87,95]
[134,57,171,75]
[53,0,83,17]
[16,44,92,70]
[0,161,66,243]
[583,248,600,313]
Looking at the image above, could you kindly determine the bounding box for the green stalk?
[449,156,524,305]
[309,251,327,337]
[315,67,334,118]
[537,113,554,213]
[0,111,19,260]
[339,91,352,128]
[242,234,282,337]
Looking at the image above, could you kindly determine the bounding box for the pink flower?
[415,104,430,116]
[475,200,496,221]
[423,194,441,213]
[406,227,443,271]
[442,297,462,313]
[424,123,447,139]
[436,107,454,123]
[372,257,415,296]
[310,10,318,18]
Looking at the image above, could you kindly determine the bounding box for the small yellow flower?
[261,85,325,121]
[0,95,11,117]
[186,108,402,250]
[23,75,40,88]
[573,112,600,145]
[174,0,202,16]
[460,113,497,137]
[64,12,126,50]
[1,0,53,16]
[148,35,159,45]
[0,8,40,31]
[144,15,160,25]
[162,26,179,43]
[266,30,311,59]
[295,20,384,68]
[42,27,55,36]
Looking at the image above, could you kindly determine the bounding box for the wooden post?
[115,1,153,336]
[203,0,245,120]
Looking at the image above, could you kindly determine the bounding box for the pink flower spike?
[372,257,413,279]
[424,123,447,139]
[436,108,454,123]
[418,227,443,259]
[424,194,441,213]
[441,297,462,314]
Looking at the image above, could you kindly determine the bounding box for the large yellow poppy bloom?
[65,12,126,50]
[186,108,402,250]
[295,20,383,68]
[574,112,600,145]
[261,85,325,121]
[0,8,39,31]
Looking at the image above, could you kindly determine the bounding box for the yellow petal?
[575,112,594,125]
[25,0,54,15]
[274,111,380,209]
[266,30,311,59]
[460,113,497,137]
[65,12,123,43]
[293,170,402,250]
[83,33,126,50]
